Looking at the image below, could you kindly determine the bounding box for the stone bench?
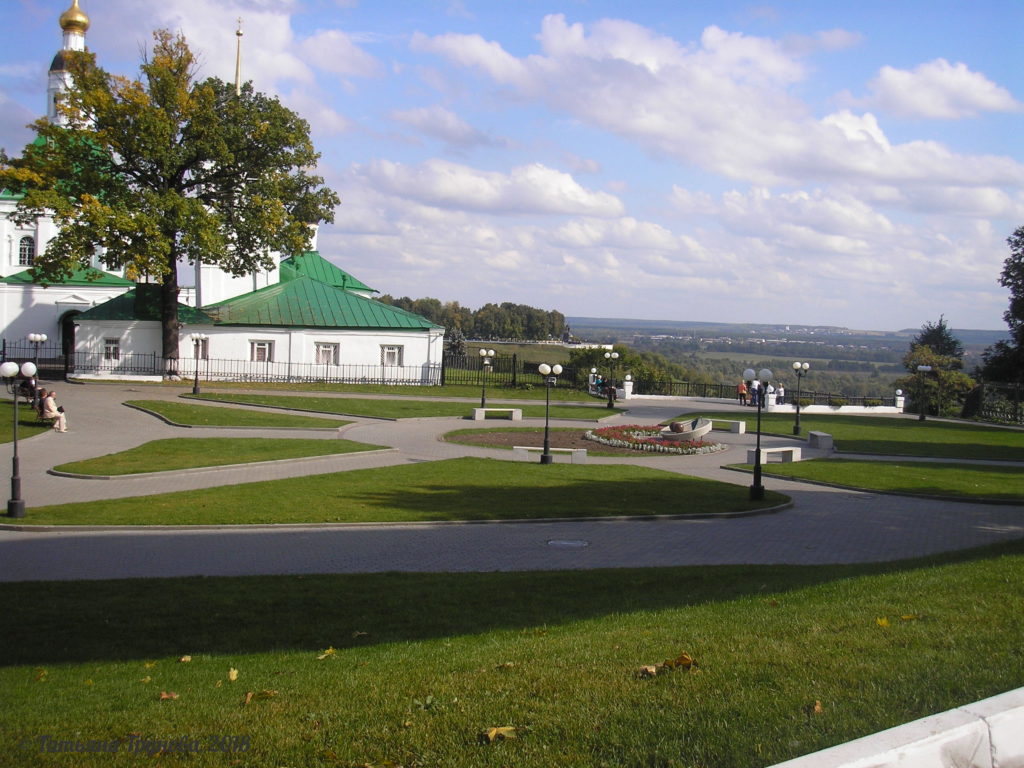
[512,446,587,464]
[747,446,802,464]
[808,431,833,451]
[472,407,522,421]
[711,419,746,434]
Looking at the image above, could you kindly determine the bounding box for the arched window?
[18,236,35,266]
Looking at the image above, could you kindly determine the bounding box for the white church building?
[1,1,444,383]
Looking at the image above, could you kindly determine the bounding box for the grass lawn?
[185,393,620,420]
[689,412,1024,461]
[52,438,385,477]
[442,427,643,457]
[19,457,786,525]
[125,400,351,428]
[0,415,52,444]
[736,458,1024,502]
[3,541,1023,767]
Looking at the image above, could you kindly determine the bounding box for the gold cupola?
[59,0,90,33]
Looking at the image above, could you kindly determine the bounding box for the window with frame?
[103,338,120,361]
[315,342,339,365]
[193,338,209,360]
[18,236,35,266]
[250,340,274,363]
[380,345,404,367]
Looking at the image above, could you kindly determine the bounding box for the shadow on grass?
[3,538,1023,667]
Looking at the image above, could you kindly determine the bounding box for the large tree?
[981,226,1024,383]
[912,314,964,367]
[0,30,339,372]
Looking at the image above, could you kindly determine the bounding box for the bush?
[796,398,813,409]
[828,397,848,408]
[863,398,883,407]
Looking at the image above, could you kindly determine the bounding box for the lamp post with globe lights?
[538,363,563,464]
[791,362,810,435]
[478,348,496,408]
[604,351,619,408]
[2,359,37,518]
[190,333,208,396]
[28,333,48,370]
[745,366,772,500]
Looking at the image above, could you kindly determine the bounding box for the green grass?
[3,541,1023,767]
[185,393,620,420]
[20,457,786,525]
[738,458,1024,502]
[689,412,1024,461]
[0,411,52,444]
[442,427,630,456]
[52,438,385,476]
[125,399,351,428]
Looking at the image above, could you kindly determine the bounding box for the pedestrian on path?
[737,380,748,406]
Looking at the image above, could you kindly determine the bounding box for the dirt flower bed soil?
[444,428,646,457]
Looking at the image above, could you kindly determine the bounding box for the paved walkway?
[1,381,1021,581]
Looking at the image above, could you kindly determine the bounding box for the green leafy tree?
[981,226,1024,383]
[896,344,975,417]
[912,315,964,367]
[0,30,339,371]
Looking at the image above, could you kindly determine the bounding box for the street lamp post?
[538,363,563,464]
[190,333,208,396]
[28,333,48,370]
[791,361,809,435]
[479,348,496,408]
[2,359,37,518]
[916,365,933,421]
[746,366,772,501]
[590,367,597,396]
[604,351,619,408]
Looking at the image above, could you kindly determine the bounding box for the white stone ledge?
[769,687,1024,768]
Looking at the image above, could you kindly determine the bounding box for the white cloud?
[352,158,625,216]
[390,105,498,148]
[301,29,381,78]
[863,59,1022,119]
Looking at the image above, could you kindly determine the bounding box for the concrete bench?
[808,431,833,451]
[512,446,587,464]
[472,407,522,421]
[747,446,802,464]
[712,419,746,434]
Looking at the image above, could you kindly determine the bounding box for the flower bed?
[584,425,726,455]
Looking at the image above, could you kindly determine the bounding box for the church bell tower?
[47,0,91,125]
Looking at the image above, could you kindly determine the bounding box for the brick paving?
[0,381,1021,581]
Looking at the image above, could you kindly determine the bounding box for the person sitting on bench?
[41,389,68,433]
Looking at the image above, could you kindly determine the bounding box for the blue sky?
[2,0,1021,331]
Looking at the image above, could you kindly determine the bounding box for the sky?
[1,1,1022,332]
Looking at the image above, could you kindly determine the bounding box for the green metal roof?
[77,284,215,323]
[1,265,134,287]
[279,251,376,293]
[202,275,440,330]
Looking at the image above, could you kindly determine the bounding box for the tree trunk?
[161,268,181,376]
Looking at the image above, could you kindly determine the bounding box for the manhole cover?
[547,539,589,549]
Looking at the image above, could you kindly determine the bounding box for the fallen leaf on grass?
[900,614,921,621]
[317,647,336,661]
[242,690,278,706]
[34,668,47,682]
[140,676,152,684]
[144,661,157,669]
[159,691,179,701]
[228,667,239,682]
[494,662,516,671]
[803,700,824,717]
[478,726,517,744]
[178,655,192,663]
[637,652,697,678]
[876,617,890,627]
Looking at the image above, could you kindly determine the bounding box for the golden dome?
[59,0,90,33]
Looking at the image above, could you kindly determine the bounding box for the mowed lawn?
[125,400,351,428]
[747,458,1024,502]
[52,437,385,477]
[690,412,1024,461]
[184,393,620,420]
[20,457,787,525]
[2,542,1023,767]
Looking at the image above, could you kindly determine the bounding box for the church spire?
[48,1,90,124]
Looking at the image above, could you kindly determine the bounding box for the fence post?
[512,353,517,386]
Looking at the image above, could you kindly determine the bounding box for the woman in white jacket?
[41,390,68,433]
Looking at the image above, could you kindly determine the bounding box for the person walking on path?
[737,380,748,406]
